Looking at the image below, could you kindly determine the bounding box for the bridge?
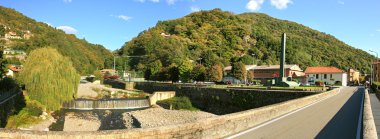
[227,87,367,139]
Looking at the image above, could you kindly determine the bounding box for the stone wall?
[135,82,319,115]
[0,88,340,139]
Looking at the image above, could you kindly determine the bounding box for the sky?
[0,0,379,56]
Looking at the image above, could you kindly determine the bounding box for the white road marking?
[226,88,342,139]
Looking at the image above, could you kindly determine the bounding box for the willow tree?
[20,47,80,111]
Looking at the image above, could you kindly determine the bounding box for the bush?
[5,99,44,129]
[156,97,198,111]
[372,82,380,93]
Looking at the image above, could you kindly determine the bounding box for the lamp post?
[369,50,378,83]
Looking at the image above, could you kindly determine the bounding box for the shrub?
[372,82,380,93]
[157,97,198,111]
[5,99,44,129]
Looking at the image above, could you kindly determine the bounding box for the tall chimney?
[279,33,286,78]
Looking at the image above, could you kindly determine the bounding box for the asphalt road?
[227,87,364,139]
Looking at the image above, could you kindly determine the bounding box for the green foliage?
[0,25,5,37]
[247,71,254,82]
[191,64,206,81]
[0,41,7,77]
[231,62,246,81]
[156,96,198,111]
[207,64,223,82]
[179,60,193,82]
[93,70,103,81]
[19,48,80,111]
[5,99,44,129]
[372,82,380,93]
[169,64,180,82]
[121,8,373,74]
[0,6,113,75]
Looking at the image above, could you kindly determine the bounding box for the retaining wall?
[135,82,320,115]
[0,88,340,139]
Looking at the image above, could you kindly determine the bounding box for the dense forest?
[0,6,113,74]
[121,8,374,75]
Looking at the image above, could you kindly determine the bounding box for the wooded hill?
[0,6,113,74]
[121,8,373,74]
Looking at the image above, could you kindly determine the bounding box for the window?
[330,74,333,78]
[324,74,327,79]
[316,74,319,79]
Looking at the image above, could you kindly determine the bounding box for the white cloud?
[377,29,380,32]
[338,1,345,5]
[166,0,177,5]
[151,0,160,2]
[57,26,77,34]
[117,15,132,21]
[270,0,292,9]
[246,0,264,11]
[63,0,72,3]
[190,6,200,12]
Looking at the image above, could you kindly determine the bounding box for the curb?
[363,89,378,139]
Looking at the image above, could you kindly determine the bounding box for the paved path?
[227,87,364,139]
[369,92,380,137]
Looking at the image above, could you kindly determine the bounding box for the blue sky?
[0,0,379,56]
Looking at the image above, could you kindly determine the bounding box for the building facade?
[347,68,360,85]
[252,65,305,84]
[305,66,347,86]
[373,61,380,82]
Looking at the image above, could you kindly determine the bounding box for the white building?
[305,66,347,86]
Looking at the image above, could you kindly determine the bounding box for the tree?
[191,64,206,82]
[207,64,223,82]
[231,62,246,81]
[19,47,80,111]
[0,25,5,37]
[179,60,193,82]
[0,41,7,78]
[169,64,180,83]
[247,70,254,82]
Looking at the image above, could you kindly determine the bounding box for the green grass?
[157,97,198,111]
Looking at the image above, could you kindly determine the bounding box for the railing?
[0,88,21,105]
[62,98,150,110]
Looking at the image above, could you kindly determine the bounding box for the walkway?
[369,92,380,137]
[227,87,364,139]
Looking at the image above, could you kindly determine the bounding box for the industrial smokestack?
[280,33,286,78]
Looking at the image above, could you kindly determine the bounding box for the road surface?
[227,87,364,139]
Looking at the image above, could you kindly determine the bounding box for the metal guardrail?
[0,88,21,105]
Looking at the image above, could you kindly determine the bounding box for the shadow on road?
[315,87,363,139]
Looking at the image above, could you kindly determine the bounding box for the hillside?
[121,8,373,74]
[0,6,113,74]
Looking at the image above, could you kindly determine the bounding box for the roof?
[224,65,256,71]
[8,65,22,72]
[305,66,345,74]
[254,64,301,71]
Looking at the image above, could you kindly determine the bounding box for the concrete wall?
[0,88,340,139]
[149,91,175,106]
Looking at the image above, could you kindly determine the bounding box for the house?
[347,68,360,85]
[305,66,347,86]
[5,31,22,39]
[3,49,27,60]
[252,64,305,84]
[223,64,305,84]
[223,65,256,84]
[373,61,380,82]
[100,69,116,75]
[6,65,23,77]
[160,33,171,37]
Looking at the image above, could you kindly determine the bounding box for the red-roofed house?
[305,66,347,86]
